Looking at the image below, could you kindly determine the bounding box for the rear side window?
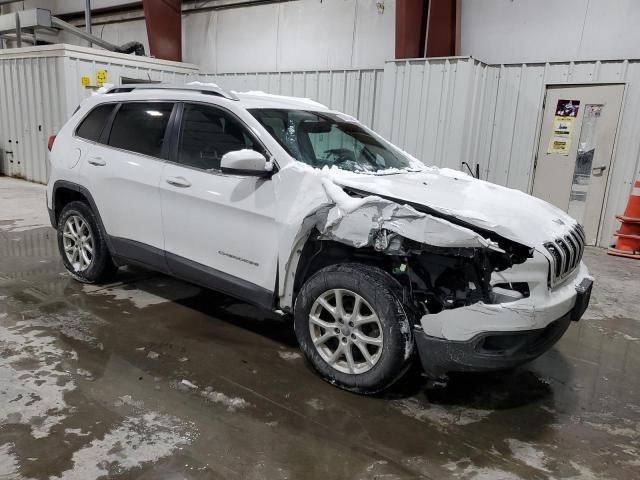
[76,104,114,142]
[108,102,174,158]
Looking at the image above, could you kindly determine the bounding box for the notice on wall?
[96,70,108,87]
[80,76,91,87]
[547,99,580,155]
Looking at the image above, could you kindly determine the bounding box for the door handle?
[88,156,106,166]
[592,165,607,174]
[166,176,191,188]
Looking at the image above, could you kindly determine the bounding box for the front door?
[532,84,623,245]
[160,102,279,307]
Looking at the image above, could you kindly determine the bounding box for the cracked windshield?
[251,109,413,172]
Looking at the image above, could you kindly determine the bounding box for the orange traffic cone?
[608,179,640,259]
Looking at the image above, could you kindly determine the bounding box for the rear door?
[82,101,175,264]
[159,102,278,307]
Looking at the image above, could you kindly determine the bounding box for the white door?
[532,84,623,244]
[160,102,278,301]
[84,101,174,251]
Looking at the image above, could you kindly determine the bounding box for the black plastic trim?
[109,237,274,309]
[414,312,573,378]
[220,166,273,178]
[166,252,274,310]
[109,237,170,274]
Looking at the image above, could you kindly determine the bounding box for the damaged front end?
[294,180,591,380]
[313,184,532,317]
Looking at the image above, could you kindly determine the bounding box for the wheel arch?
[280,229,399,312]
[52,180,113,252]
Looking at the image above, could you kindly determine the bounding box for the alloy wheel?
[62,215,94,272]
[309,289,384,374]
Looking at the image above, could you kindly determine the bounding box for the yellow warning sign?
[96,70,108,87]
[81,76,91,87]
[547,99,580,155]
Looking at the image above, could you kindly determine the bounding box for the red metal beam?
[424,0,459,57]
[142,0,182,62]
[395,0,427,59]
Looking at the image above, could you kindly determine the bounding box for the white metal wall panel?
[0,56,66,184]
[198,69,383,129]
[595,61,640,248]
[485,64,547,191]
[2,45,639,248]
[376,57,640,247]
[377,58,499,171]
[0,45,198,184]
[484,60,640,246]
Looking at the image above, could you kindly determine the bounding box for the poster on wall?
[547,99,580,155]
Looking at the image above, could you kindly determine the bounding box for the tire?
[57,200,118,283]
[294,263,414,394]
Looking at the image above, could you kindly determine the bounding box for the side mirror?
[220,149,271,177]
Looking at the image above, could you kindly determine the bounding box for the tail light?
[47,135,56,152]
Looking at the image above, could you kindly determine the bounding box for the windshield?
[249,109,414,172]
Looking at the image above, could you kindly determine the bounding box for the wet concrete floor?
[1,177,639,479]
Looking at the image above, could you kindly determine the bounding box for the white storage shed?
[0,44,198,184]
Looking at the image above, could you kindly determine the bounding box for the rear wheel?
[57,201,118,283]
[294,263,414,394]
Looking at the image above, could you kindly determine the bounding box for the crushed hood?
[327,168,578,249]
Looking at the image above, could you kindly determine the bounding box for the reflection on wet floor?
[1,224,639,479]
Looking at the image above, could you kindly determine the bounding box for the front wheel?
[294,263,414,394]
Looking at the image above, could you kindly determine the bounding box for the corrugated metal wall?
[0,45,198,184]
[372,58,640,247]
[2,46,638,248]
[198,69,384,129]
[484,60,640,247]
[376,58,500,175]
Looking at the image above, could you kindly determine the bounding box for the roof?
[234,91,329,111]
[101,83,330,111]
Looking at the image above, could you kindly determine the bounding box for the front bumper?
[415,263,593,378]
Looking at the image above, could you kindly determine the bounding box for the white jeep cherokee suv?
[47,84,593,394]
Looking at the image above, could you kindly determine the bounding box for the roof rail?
[105,83,239,101]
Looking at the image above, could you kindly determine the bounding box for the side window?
[177,103,260,171]
[75,104,115,142]
[108,102,173,158]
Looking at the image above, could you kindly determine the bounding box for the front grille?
[544,224,585,284]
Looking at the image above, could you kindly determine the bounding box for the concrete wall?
[461,0,640,64]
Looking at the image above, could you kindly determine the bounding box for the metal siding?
[198,69,384,128]
[0,45,197,184]
[598,61,640,248]
[0,56,67,184]
[3,48,639,249]
[357,57,640,247]
[378,58,498,170]
[483,59,640,247]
